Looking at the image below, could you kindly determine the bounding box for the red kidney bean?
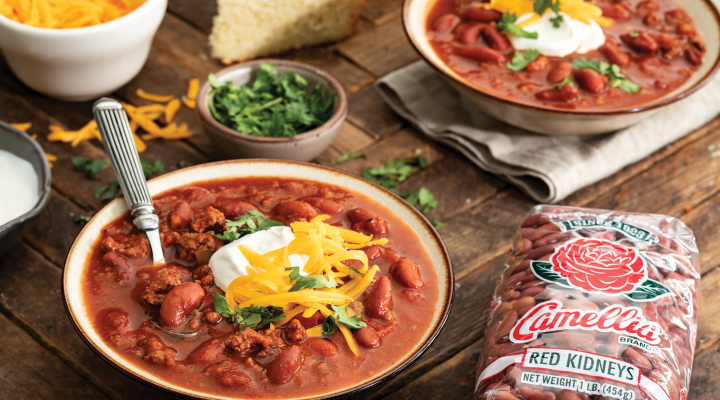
[601,4,631,20]
[563,300,599,311]
[467,6,502,22]
[525,223,561,242]
[686,45,703,65]
[557,391,581,400]
[644,11,663,27]
[187,338,225,364]
[547,61,573,84]
[362,245,382,261]
[525,56,549,73]
[665,9,689,25]
[519,286,546,299]
[366,276,393,320]
[526,244,556,259]
[457,46,507,63]
[303,338,338,357]
[622,347,652,373]
[160,283,205,327]
[512,296,535,312]
[493,392,520,400]
[636,0,659,17]
[268,345,303,384]
[291,311,325,329]
[517,239,533,255]
[354,327,381,348]
[621,31,659,53]
[575,69,605,94]
[460,23,484,45]
[303,197,343,215]
[676,23,695,36]
[103,252,132,282]
[347,208,376,223]
[433,13,460,32]
[552,332,595,349]
[482,26,511,52]
[495,311,519,343]
[390,257,423,288]
[599,42,630,67]
[535,86,579,103]
[275,201,318,223]
[522,213,551,228]
[169,201,193,230]
[217,201,257,219]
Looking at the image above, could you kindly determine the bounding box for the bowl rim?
[196,59,349,143]
[62,159,455,400]
[402,0,720,117]
[0,0,166,36]
[0,121,52,231]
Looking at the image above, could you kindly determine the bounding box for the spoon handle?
[93,98,165,264]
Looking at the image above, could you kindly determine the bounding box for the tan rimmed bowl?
[196,60,348,162]
[403,0,720,135]
[63,159,453,399]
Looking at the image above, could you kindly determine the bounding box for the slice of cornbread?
[210,0,368,64]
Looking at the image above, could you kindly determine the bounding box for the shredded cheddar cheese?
[10,122,32,132]
[45,153,57,168]
[0,0,146,29]
[136,89,174,103]
[223,214,387,357]
[483,0,613,27]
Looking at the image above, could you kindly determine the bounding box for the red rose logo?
[550,238,646,294]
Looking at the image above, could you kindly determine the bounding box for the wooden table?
[1,1,720,399]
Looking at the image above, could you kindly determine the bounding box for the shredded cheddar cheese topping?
[0,0,146,29]
[482,0,613,27]
[223,214,388,356]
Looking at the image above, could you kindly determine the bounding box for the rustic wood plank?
[688,342,720,400]
[347,85,406,138]
[167,0,217,34]
[22,190,88,267]
[0,312,110,400]
[315,121,375,167]
[0,242,176,400]
[288,47,375,94]
[338,17,419,77]
[562,117,720,207]
[682,191,720,274]
[696,267,720,353]
[361,0,404,26]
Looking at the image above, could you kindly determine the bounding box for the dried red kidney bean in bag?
[475,205,700,400]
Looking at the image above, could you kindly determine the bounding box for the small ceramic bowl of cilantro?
[196,60,347,162]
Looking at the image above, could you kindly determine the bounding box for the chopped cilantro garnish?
[395,187,439,213]
[550,14,564,28]
[336,152,366,163]
[572,58,641,93]
[534,0,563,28]
[507,49,541,72]
[212,210,284,242]
[95,178,119,201]
[75,215,92,225]
[361,158,415,189]
[177,161,186,168]
[72,157,109,179]
[214,293,284,331]
[630,30,639,38]
[320,304,366,338]
[140,159,164,179]
[208,63,336,138]
[432,220,445,230]
[554,76,574,88]
[498,13,538,39]
[288,273,338,292]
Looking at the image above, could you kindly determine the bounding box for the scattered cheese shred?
[10,122,32,132]
[223,215,387,357]
[483,0,613,27]
[45,153,57,168]
[0,0,146,29]
[136,89,174,103]
[165,98,181,123]
[182,97,196,110]
[187,78,200,100]
[306,326,323,338]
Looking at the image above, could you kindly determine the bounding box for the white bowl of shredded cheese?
[0,0,167,101]
[0,122,51,256]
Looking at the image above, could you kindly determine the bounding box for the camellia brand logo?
[531,238,673,301]
[510,300,662,344]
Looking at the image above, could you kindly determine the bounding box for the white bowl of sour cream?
[0,122,51,255]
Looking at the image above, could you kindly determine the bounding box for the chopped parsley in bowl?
[208,63,337,138]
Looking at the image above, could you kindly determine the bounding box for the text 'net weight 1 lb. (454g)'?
[474,205,700,400]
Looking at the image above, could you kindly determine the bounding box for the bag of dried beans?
[474,205,699,400]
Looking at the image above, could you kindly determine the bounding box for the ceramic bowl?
[63,159,454,399]
[196,60,348,162]
[403,0,720,135]
[0,0,167,101]
[0,122,51,256]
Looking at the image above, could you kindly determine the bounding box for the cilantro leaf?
[533,0,553,15]
[289,274,338,292]
[630,30,639,38]
[212,210,283,242]
[336,152,366,163]
[432,220,445,230]
[498,13,538,39]
[535,0,563,28]
[418,187,439,213]
[214,292,234,316]
[331,304,366,330]
[72,157,109,179]
[550,14,564,28]
[417,156,428,170]
[285,267,301,282]
[507,49,540,72]
[219,302,284,331]
[573,58,641,94]
[208,64,336,138]
[554,76,574,88]
[321,316,338,338]
[75,215,91,225]
[140,159,164,179]
[349,267,365,276]
[95,178,119,201]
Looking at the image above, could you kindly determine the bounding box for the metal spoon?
[93,98,165,266]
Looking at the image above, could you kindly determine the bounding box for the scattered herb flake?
[498,13,538,39]
[288,274,337,292]
[140,159,164,179]
[75,215,92,225]
[630,30,639,38]
[432,220,445,230]
[554,76,574,88]
[71,157,109,179]
[321,304,366,338]
[572,58,641,93]
[95,178,119,201]
[507,49,541,72]
[336,152,366,163]
[213,293,285,331]
[177,161,186,168]
[212,210,284,242]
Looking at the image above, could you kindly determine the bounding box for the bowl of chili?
[403,0,720,135]
[196,60,348,162]
[62,159,453,399]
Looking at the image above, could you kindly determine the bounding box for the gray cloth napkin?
[376,61,720,203]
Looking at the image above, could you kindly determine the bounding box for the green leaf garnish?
[418,187,439,213]
[140,159,164,179]
[336,152,366,163]
[320,304,366,338]
[507,49,541,72]
[554,76,574,88]
[630,30,639,38]
[432,220,445,230]
[212,210,284,242]
[550,14,564,28]
[207,63,336,138]
[289,274,337,292]
[535,0,563,28]
[75,215,92,225]
[285,267,301,282]
[214,292,233,316]
[214,293,285,331]
[572,58,641,93]
[95,178,119,201]
[498,13,538,39]
[72,157,109,179]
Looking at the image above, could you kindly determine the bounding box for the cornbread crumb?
[210,0,367,64]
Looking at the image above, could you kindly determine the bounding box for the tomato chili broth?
[64,161,453,399]
[405,0,720,115]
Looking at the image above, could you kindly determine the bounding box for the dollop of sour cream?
[0,149,39,226]
[510,12,605,57]
[209,226,309,292]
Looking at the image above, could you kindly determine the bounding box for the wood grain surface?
[0,0,719,399]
